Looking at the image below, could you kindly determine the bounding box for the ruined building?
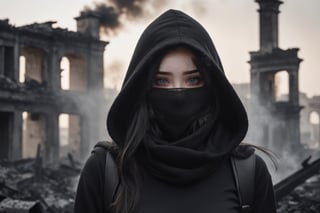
[233,83,320,150]
[0,13,108,163]
[300,94,320,149]
[248,0,303,153]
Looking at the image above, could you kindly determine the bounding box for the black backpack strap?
[93,141,119,213]
[231,153,256,213]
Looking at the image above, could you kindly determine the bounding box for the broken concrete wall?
[68,55,87,91]
[21,47,45,83]
[0,18,108,164]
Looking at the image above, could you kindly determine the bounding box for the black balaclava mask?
[148,86,212,141]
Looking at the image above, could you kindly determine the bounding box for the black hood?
[107,9,248,146]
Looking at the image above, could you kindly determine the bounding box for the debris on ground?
[0,151,81,213]
[277,173,320,213]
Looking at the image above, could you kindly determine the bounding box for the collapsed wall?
[0,15,108,164]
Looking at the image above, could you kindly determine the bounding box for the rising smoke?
[81,0,168,35]
[182,0,208,17]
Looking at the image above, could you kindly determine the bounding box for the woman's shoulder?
[254,154,273,179]
[74,141,118,213]
[231,144,255,159]
[81,141,118,175]
[231,144,273,175]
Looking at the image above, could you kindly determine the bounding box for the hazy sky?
[1,0,319,97]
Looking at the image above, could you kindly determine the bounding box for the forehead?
[158,48,196,73]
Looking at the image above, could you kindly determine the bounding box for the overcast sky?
[1,0,319,97]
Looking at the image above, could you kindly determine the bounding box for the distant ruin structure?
[249,0,303,152]
[300,94,320,149]
[233,83,320,150]
[0,14,108,163]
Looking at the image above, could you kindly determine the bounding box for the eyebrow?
[157,69,199,75]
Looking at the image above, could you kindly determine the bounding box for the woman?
[74,9,276,213]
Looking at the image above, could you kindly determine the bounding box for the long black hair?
[110,101,149,213]
[110,50,163,213]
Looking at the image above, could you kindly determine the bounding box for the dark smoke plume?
[81,0,167,35]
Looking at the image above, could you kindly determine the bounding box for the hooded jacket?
[74,9,276,213]
[107,9,248,146]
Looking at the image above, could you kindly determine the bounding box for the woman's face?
[153,48,204,88]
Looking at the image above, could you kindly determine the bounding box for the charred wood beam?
[274,156,320,201]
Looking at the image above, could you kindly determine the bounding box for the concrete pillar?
[45,112,59,164]
[250,70,260,105]
[288,113,301,151]
[69,114,81,159]
[13,37,20,81]
[80,115,91,161]
[47,46,60,91]
[11,111,23,160]
[256,0,283,52]
[0,46,4,75]
[87,50,104,90]
[289,70,299,105]
[0,112,13,160]
[23,113,47,158]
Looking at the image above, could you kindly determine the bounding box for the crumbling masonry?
[0,14,108,163]
[249,0,303,153]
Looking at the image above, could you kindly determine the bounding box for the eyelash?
[153,76,203,87]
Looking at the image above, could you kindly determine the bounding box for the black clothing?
[140,115,231,184]
[74,148,276,213]
[148,87,212,141]
[107,9,248,147]
[74,9,276,213]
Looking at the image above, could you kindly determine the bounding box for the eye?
[154,77,170,87]
[186,76,203,86]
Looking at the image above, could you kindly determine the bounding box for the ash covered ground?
[1,156,320,212]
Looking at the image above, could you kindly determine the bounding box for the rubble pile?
[1,151,319,212]
[0,75,48,93]
[277,173,320,213]
[0,154,81,213]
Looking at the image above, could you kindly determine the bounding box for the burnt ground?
[0,156,80,212]
[0,157,320,213]
[277,173,320,213]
